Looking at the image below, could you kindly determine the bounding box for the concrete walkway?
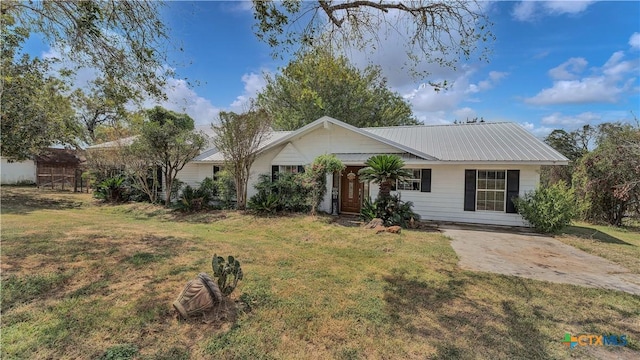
[441,225,640,296]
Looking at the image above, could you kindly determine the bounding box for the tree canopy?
[258,48,418,130]
[134,107,206,206]
[1,17,80,160]
[212,105,273,210]
[1,0,170,99]
[252,0,493,85]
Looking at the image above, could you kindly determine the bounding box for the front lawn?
[1,187,638,359]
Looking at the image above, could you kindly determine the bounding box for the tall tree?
[253,0,493,87]
[135,107,206,206]
[573,123,640,226]
[258,48,418,130]
[212,105,273,210]
[71,76,137,144]
[1,16,80,160]
[1,0,171,98]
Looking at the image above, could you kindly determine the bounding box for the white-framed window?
[476,170,506,211]
[279,165,303,174]
[396,169,422,191]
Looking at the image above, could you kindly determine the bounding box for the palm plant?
[358,154,412,200]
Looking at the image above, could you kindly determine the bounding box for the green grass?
[1,187,639,359]
[556,221,640,274]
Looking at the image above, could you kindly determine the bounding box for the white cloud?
[512,1,537,21]
[541,112,601,126]
[630,32,640,50]
[548,57,588,80]
[512,1,595,21]
[148,78,220,125]
[453,107,477,121]
[520,122,555,138]
[229,72,268,111]
[525,51,639,105]
[544,1,595,15]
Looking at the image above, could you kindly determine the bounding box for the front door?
[340,166,364,213]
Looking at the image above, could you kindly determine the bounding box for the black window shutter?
[271,165,279,182]
[297,165,305,173]
[464,170,476,211]
[420,169,432,192]
[506,170,520,213]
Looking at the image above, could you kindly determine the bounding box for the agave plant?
[211,254,243,296]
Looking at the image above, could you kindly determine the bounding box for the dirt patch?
[442,225,640,295]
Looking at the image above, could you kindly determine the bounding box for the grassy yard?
[1,187,639,360]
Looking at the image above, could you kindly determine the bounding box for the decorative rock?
[374,225,387,234]
[386,226,402,234]
[364,218,384,229]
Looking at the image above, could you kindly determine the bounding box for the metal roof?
[363,122,568,163]
[194,131,292,162]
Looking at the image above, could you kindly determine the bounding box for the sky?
[25,1,640,138]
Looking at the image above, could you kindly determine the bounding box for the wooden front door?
[340,166,364,213]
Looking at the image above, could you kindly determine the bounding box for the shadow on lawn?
[383,272,554,359]
[563,226,635,246]
[0,188,86,215]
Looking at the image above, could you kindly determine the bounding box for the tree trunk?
[377,181,392,200]
[165,170,172,207]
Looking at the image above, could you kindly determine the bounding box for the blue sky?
[26,1,640,137]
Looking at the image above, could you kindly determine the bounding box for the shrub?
[177,177,217,212]
[360,194,419,228]
[215,170,236,209]
[514,182,576,233]
[248,173,310,214]
[94,175,128,203]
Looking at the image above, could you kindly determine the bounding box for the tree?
[573,123,640,226]
[358,154,412,200]
[1,28,80,160]
[212,105,273,210]
[71,76,137,144]
[134,107,206,206]
[258,47,418,130]
[252,0,493,87]
[1,0,171,99]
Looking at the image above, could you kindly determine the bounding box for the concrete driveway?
[441,225,640,296]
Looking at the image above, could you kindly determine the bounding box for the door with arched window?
[340,166,364,213]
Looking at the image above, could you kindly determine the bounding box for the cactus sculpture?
[212,254,243,296]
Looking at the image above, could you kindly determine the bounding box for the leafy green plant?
[358,154,412,200]
[215,169,237,209]
[304,154,345,215]
[514,181,576,233]
[99,343,139,360]
[212,254,243,296]
[248,172,310,214]
[94,175,128,203]
[177,178,217,212]
[247,191,279,214]
[360,195,419,228]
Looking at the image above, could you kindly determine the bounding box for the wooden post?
[51,168,54,190]
[62,167,65,191]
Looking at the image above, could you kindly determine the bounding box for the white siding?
[176,163,206,188]
[292,125,401,157]
[1,158,36,184]
[369,164,540,227]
